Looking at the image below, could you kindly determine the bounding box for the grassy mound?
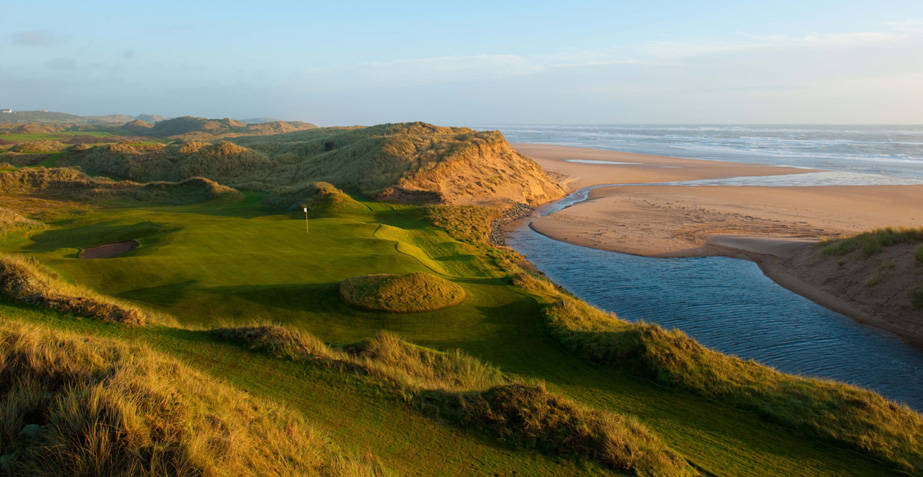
[0,167,238,204]
[339,272,465,312]
[0,322,381,476]
[213,325,693,475]
[11,140,68,153]
[0,254,150,325]
[515,273,923,474]
[417,384,694,476]
[0,207,43,234]
[264,181,367,215]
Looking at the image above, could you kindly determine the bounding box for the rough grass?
[0,167,239,204]
[0,322,382,476]
[212,325,694,475]
[426,205,501,244]
[339,272,466,312]
[515,273,923,474]
[915,244,923,263]
[10,140,69,153]
[0,254,151,326]
[417,384,694,477]
[0,207,44,234]
[822,227,923,257]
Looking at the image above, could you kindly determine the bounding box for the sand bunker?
[79,240,139,259]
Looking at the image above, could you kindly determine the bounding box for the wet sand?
[513,143,815,190]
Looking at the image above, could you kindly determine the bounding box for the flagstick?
[303,207,309,233]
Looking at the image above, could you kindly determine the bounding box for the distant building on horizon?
[0,108,12,114]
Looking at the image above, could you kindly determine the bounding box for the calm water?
[506,194,923,409]
[484,124,923,182]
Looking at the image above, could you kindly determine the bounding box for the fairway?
[0,194,903,476]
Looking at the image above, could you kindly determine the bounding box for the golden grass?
[426,205,501,245]
[339,272,465,313]
[0,321,382,476]
[0,207,44,235]
[0,167,238,204]
[417,384,695,477]
[514,273,923,473]
[0,254,156,326]
[212,325,694,475]
[264,181,367,214]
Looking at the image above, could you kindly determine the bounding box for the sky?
[2,1,923,125]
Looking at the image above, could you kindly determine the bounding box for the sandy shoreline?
[513,143,815,190]
[514,143,923,349]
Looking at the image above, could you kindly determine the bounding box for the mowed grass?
[0,196,907,476]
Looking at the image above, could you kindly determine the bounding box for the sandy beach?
[513,143,815,190]
[531,184,923,257]
[515,143,923,348]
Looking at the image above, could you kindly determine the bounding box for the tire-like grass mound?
[339,272,465,312]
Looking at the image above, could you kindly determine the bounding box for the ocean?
[484,124,923,185]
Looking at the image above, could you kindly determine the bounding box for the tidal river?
[507,188,923,410]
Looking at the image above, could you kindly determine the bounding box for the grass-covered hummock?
[0,254,152,325]
[339,272,466,312]
[264,181,368,215]
[0,322,382,476]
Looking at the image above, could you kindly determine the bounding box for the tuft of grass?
[339,272,466,313]
[916,244,923,264]
[0,254,153,326]
[0,322,382,476]
[822,227,923,257]
[426,205,501,245]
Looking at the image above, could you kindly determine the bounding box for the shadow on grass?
[24,220,181,254]
[118,280,198,307]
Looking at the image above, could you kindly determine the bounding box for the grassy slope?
[0,195,910,476]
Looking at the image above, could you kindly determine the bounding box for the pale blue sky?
[2,1,922,124]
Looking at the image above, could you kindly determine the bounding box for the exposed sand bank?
[514,143,923,348]
[513,143,814,190]
[531,184,923,257]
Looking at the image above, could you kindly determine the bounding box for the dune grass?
[0,253,154,325]
[426,205,500,245]
[514,274,923,474]
[0,193,912,476]
[339,272,466,313]
[822,227,923,257]
[915,244,923,263]
[212,325,693,475]
[0,321,382,476]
